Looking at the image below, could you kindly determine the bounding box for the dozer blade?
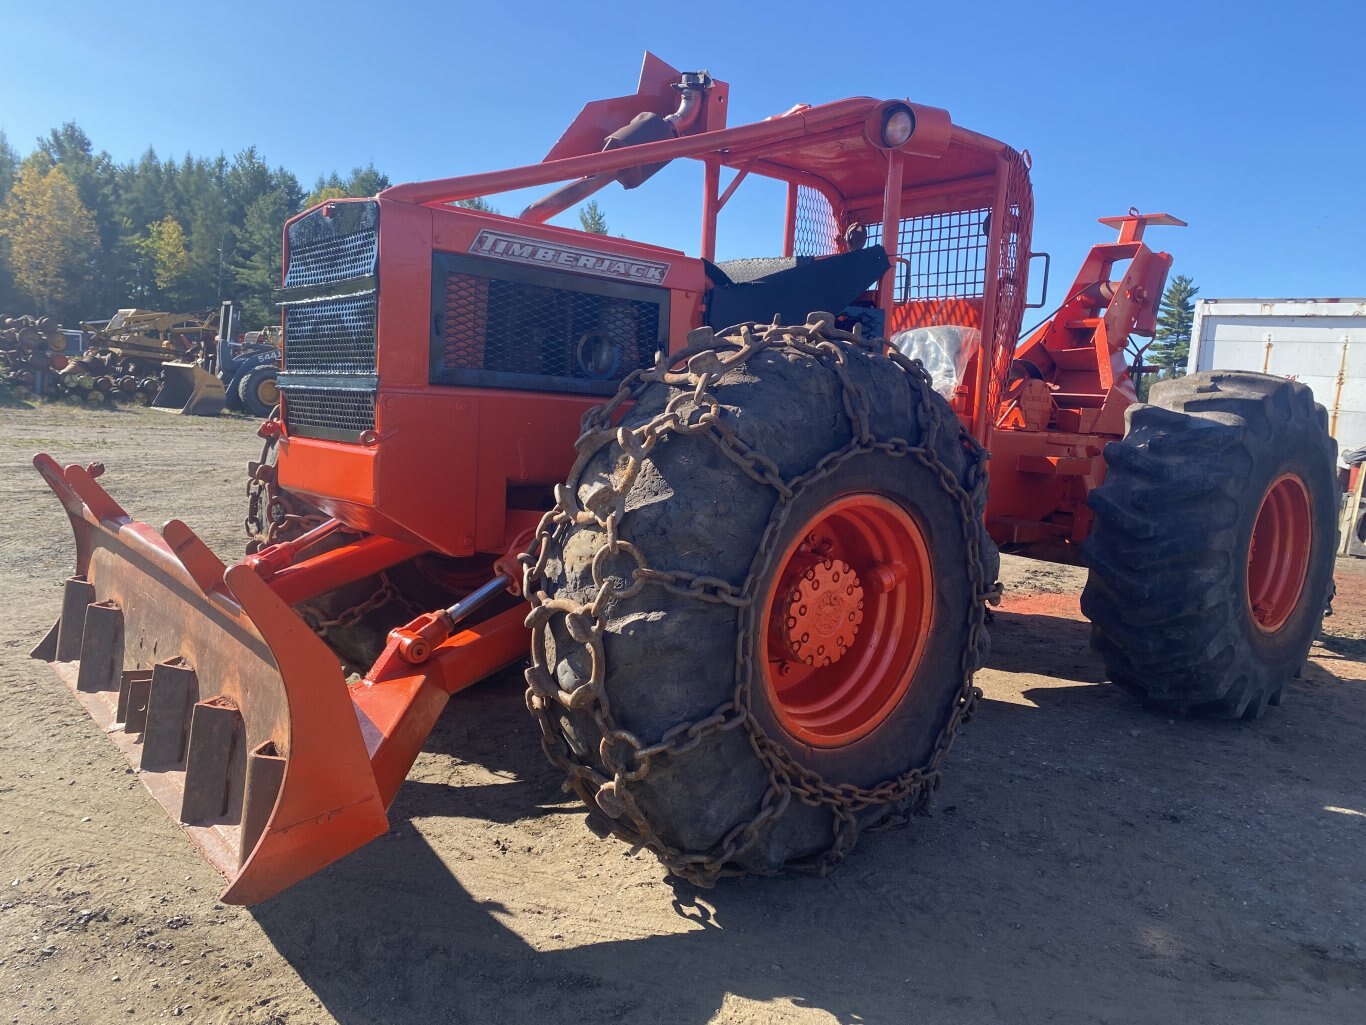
[29,454,388,904]
[151,362,227,416]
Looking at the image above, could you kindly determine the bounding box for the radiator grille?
[280,200,379,441]
[431,253,666,395]
[283,294,377,375]
[283,201,378,288]
[283,231,378,288]
[280,390,376,439]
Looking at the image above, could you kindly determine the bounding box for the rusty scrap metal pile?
[0,309,215,407]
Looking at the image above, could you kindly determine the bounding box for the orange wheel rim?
[759,494,934,747]
[1247,473,1312,633]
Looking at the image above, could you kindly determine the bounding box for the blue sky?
[3,0,1364,299]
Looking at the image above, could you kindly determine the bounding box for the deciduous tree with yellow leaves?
[0,162,99,320]
[139,215,190,292]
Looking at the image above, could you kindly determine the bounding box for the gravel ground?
[1,403,1363,1025]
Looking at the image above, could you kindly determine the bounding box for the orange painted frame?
[277,94,1029,560]
[985,213,1183,559]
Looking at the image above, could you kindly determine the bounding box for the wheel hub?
[1247,473,1312,633]
[781,559,865,667]
[759,494,935,748]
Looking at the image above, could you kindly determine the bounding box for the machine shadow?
[1315,630,1366,663]
[986,607,1107,684]
[396,662,582,826]
[249,653,1366,1024]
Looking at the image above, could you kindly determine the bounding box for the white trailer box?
[1188,298,1366,462]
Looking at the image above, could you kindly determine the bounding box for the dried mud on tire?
[525,320,997,885]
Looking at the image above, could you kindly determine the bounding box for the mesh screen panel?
[280,390,376,439]
[985,153,1034,424]
[862,150,1033,427]
[794,187,840,257]
[432,254,664,395]
[282,231,378,288]
[866,208,991,302]
[283,201,378,288]
[280,201,379,440]
[283,294,377,375]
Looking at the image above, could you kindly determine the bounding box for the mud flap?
[152,362,227,416]
[30,454,388,904]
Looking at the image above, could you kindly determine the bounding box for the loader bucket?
[29,454,388,904]
[151,361,227,416]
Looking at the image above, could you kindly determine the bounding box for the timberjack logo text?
[469,230,669,284]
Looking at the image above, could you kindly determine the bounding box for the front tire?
[524,317,997,884]
[1081,371,1338,718]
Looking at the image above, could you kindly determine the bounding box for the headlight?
[576,333,619,380]
[881,104,916,148]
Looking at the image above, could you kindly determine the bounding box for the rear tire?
[524,317,997,884]
[1081,371,1338,718]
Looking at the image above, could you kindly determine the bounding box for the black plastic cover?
[705,246,890,330]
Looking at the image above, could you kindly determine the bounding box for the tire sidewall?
[239,367,278,418]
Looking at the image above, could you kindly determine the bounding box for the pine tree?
[0,121,392,324]
[344,164,389,197]
[305,171,348,209]
[225,147,273,224]
[179,154,235,307]
[0,130,19,309]
[456,196,497,214]
[304,184,350,208]
[305,165,391,209]
[1150,274,1199,378]
[116,149,167,235]
[578,199,608,234]
[36,123,120,312]
[232,184,298,324]
[0,130,18,199]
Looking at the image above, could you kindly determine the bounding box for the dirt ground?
[1,404,1363,1025]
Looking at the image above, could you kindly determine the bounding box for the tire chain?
[244,416,328,552]
[522,313,999,887]
[298,571,425,633]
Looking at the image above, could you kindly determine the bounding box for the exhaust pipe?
[521,72,713,223]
